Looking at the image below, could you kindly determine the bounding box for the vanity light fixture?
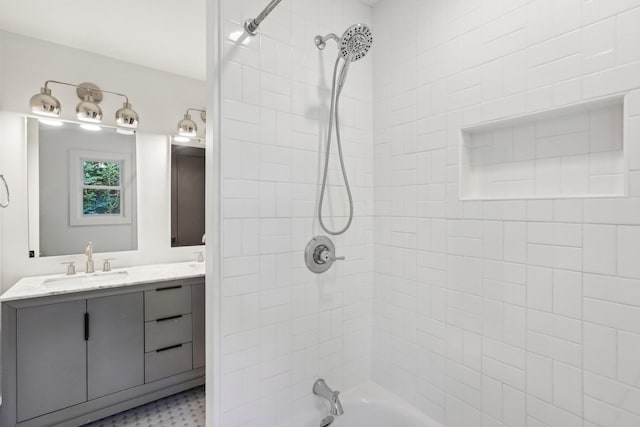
[29,87,61,117]
[177,108,206,137]
[30,81,139,130]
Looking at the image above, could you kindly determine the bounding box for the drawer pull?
[156,343,183,353]
[84,312,89,341]
[156,315,183,322]
[155,285,182,292]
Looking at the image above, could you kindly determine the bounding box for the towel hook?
[0,174,10,208]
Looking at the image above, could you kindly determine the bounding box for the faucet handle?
[61,261,76,275]
[102,258,114,272]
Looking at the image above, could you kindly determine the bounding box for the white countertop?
[0,261,205,302]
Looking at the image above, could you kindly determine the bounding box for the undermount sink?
[43,271,129,289]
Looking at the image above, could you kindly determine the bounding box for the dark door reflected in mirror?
[171,145,205,247]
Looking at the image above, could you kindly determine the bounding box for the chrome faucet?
[85,241,95,273]
[313,379,344,416]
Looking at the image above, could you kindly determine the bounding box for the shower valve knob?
[317,247,345,264]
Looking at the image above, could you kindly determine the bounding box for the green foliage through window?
[82,161,122,215]
[83,161,120,186]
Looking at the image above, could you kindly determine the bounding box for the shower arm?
[244,0,284,36]
[314,33,340,50]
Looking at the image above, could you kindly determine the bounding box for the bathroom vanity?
[0,262,205,427]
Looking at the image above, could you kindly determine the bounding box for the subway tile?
[483,337,526,369]
[527,309,581,343]
[527,352,552,401]
[584,396,640,427]
[617,6,640,65]
[482,376,502,420]
[585,372,640,417]
[552,199,582,223]
[583,224,617,275]
[584,198,640,225]
[583,322,618,378]
[527,330,581,367]
[482,221,504,260]
[618,226,640,278]
[552,361,582,415]
[526,199,553,221]
[527,222,582,247]
[617,331,640,387]
[527,266,553,312]
[582,17,616,73]
[584,273,640,307]
[584,297,640,334]
[527,243,582,271]
[583,61,640,100]
[502,386,526,427]
[504,222,527,263]
[482,355,525,391]
[527,395,582,427]
[526,30,581,69]
[552,269,582,319]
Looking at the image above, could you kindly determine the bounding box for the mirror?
[27,118,138,257]
[171,144,205,247]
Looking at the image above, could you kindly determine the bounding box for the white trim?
[69,149,133,226]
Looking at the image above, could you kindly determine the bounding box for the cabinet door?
[87,293,144,400]
[17,300,87,422]
[192,283,205,368]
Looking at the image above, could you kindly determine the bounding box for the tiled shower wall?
[372,0,640,426]
[219,0,374,425]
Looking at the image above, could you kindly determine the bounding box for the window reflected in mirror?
[171,144,205,247]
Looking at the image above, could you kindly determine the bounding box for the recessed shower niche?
[459,96,628,200]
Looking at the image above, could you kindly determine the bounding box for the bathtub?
[283,382,443,427]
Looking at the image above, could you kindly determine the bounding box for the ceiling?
[0,0,380,81]
[0,0,206,81]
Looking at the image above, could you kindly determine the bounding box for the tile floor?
[83,386,205,427]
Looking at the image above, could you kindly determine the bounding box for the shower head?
[339,23,373,62]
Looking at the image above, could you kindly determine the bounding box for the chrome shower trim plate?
[304,236,344,274]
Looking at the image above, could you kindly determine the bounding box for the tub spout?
[313,379,344,416]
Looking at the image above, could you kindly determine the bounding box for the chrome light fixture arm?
[43,80,130,104]
[186,108,207,122]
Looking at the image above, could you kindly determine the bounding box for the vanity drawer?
[145,342,193,383]
[145,314,192,352]
[144,285,191,321]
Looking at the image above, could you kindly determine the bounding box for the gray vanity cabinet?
[2,277,205,427]
[87,293,144,400]
[16,300,88,422]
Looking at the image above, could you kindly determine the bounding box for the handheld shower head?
[339,23,373,62]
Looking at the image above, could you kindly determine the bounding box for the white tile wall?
[372,1,640,427]
[219,0,374,426]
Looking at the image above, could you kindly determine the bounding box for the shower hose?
[318,55,354,236]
